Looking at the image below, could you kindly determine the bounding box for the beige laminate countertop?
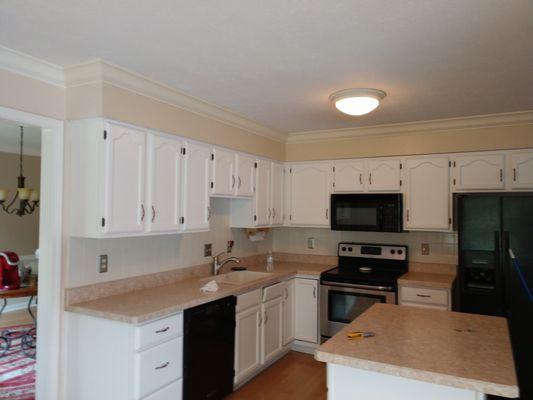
[66,262,333,324]
[315,303,518,398]
[398,271,456,289]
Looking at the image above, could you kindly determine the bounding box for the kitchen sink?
[210,270,272,285]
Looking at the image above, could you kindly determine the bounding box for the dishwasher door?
[183,296,236,400]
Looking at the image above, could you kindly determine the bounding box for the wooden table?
[0,277,38,322]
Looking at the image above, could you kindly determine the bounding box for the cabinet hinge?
[211,153,214,161]
[400,180,402,186]
[449,161,452,167]
[180,217,185,224]
[210,182,214,189]
[400,163,402,169]
[254,162,258,168]
[103,130,107,140]
[453,178,456,185]
[333,166,335,172]
[254,215,257,221]
[181,147,186,155]
[289,168,292,173]
[453,161,456,167]
[101,218,105,227]
[333,182,335,188]
[449,217,452,225]
[253,186,256,192]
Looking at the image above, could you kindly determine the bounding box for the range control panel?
[338,243,408,261]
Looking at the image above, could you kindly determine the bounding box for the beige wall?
[67,198,272,287]
[0,69,66,120]
[0,150,40,255]
[286,124,533,161]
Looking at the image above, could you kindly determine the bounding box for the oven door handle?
[321,280,394,292]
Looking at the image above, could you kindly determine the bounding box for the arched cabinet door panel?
[510,151,533,189]
[452,154,505,190]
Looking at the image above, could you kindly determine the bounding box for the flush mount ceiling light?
[329,88,387,116]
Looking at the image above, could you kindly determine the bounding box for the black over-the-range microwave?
[330,193,403,232]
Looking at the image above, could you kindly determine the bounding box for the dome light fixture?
[329,88,386,116]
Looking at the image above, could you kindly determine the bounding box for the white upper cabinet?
[333,160,365,192]
[367,158,402,192]
[182,141,211,231]
[270,162,284,226]
[452,154,505,190]
[104,123,146,235]
[211,148,236,197]
[510,151,533,189]
[404,156,450,231]
[146,134,182,233]
[254,159,271,226]
[289,163,331,226]
[236,154,256,197]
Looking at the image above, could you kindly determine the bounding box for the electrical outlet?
[204,243,212,257]
[421,243,430,255]
[99,254,108,273]
[226,240,234,253]
[307,237,316,249]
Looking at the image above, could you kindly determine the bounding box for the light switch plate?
[99,254,108,273]
[421,243,430,255]
[307,237,316,249]
[204,243,212,257]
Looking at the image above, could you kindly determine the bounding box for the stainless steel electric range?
[320,242,408,339]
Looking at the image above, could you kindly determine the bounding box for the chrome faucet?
[213,252,240,275]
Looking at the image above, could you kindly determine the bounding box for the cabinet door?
[289,163,331,226]
[182,142,210,231]
[270,162,284,225]
[212,148,236,196]
[261,296,284,364]
[282,280,295,345]
[510,152,533,189]
[254,159,271,226]
[235,305,261,384]
[104,123,146,234]
[453,154,505,190]
[236,154,255,197]
[405,157,450,231]
[146,134,182,233]
[294,278,318,343]
[366,159,401,191]
[333,160,365,192]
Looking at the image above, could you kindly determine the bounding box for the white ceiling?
[0,120,41,156]
[0,0,532,133]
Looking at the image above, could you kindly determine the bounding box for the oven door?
[320,282,396,339]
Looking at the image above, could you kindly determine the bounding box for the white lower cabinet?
[261,296,284,364]
[234,303,262,384]
[66,312,183,400]
[294,278,319,344]
[282,279,295,345]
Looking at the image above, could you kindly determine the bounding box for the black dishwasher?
[183,296,236,400]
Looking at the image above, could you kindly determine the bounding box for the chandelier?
[0,126,39,216]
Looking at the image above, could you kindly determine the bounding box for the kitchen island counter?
[315,303,518,399]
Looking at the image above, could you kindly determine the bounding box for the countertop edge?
[314,350,519,398]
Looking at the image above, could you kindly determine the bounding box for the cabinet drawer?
[262,282,285,302]
[143,379,182,400]
[236,288,262,312]
[135,313,182,350]
[400,286,448,307]
[134,337,183,399]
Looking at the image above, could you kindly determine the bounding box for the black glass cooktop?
[321,266,405,287]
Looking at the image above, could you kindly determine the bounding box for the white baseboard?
[290,339,319,355]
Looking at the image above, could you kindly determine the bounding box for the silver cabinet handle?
[416,294,431,298]
[499,169,503,182]
[406,209,410,221]
[369,173,372,185]
[285,287,289,300]
[151,206,156,222]
[359,173,363,185]
[140,204,145,222]
[264,312,268,325]
[313,286,317,298]
[513,168,517,181]
[238,176,242,188]
[258,313,262,327]
[272,208,276,219]
[232,175,236,188]
[155,326,170,334]
[207,206,211,220]
[155,362,170,370]
[325,208,329,219]
[268,208,272,219]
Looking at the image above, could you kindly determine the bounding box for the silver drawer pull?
[155,327,170,334]
[155,361,170,370]
[416,294,431,298]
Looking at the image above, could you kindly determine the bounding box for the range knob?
[397,249,403,255]
[390,249,396,254]
[348,247,353,252]
[341,246,347,252]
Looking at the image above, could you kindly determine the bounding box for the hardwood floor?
[226,351,327,400]
[0,307,37,329]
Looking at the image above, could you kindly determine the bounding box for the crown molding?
[287,111,533,144]
[64,59,288,143]
[0,45,65,87]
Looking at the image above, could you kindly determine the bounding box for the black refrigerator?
[457,194,533,400]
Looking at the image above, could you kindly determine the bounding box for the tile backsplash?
[272,227,458,265]
[66,198,272,288]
